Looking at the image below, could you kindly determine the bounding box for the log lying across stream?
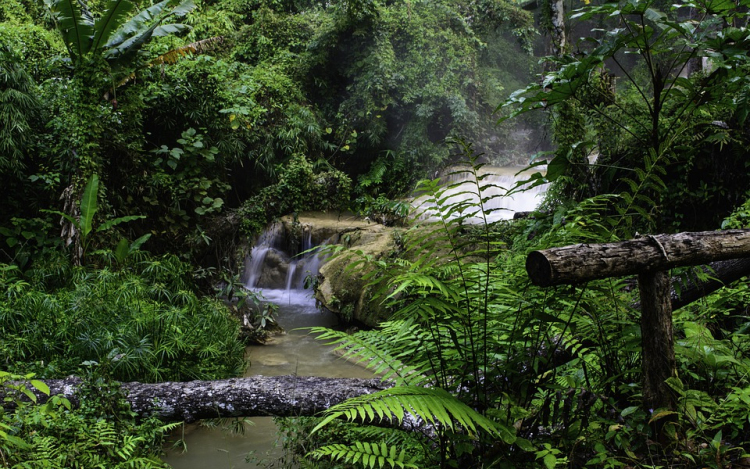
[4,375,392,422]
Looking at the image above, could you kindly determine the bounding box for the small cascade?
[414,166,548,222]
[243,222,329,293]
[284,262,297,291]
[242,223,287,289]
[302,229,313,252]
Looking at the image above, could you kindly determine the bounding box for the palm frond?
[90,0,135,52]
[104,0,195,67]
[45,0,95,61]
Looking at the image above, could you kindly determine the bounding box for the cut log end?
[526,250,554,287]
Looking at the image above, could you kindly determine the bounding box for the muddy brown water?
[162,289,374,469]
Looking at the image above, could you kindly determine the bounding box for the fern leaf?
[309,327,429,386]
[309,442,418,469]
[311,386,515,443]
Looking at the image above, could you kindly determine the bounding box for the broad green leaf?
[114,237,130,263]
[97,215,145,232]
[30,380,50,395]
[80,174,99,238]
[129,233,151,252]
[45,0,95,61]
[105,0,169,47]
[545,154,569,181]
[91,0,135,52]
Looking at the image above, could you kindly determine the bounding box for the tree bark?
[526,229,750,287]
[3,375,392,423]
[638,271,676,413]
[549,0,567,57]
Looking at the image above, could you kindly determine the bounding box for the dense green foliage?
[1,369,179,468]
[0,0,538,466]
[503,0,750,235]
[278,1,750,467]
[297,157,750,468]
[2,0,750,466]
[0,251,245,381]
[0,0,537,266]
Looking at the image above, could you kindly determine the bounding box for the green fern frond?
[621,178,640,194]
[309,442,418,469]
[310,327,430,386]
[634,193,656,207]
[312,386,515,443]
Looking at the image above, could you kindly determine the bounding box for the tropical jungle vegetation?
[1,0,750,467]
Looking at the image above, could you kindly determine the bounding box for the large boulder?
[278,213,398,327]
[314,222,398,327]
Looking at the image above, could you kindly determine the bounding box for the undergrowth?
[0,365,179,468]
[273,142,750,468]
[0,251,245,382]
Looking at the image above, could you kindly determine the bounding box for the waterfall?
[243,223,287,289]
[243,167,546,292]
[284,262,298,291]
[243,222,328,293]
[414,166,547,222]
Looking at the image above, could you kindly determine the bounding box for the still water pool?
[163,288,373,469]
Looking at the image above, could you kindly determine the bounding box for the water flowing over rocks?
[242,167,548,326]
[242,212,399,326]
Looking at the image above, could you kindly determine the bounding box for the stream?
[163,166,545,468]
[163,289,374,469]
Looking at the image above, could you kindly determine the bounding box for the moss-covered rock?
[314,222,399,327]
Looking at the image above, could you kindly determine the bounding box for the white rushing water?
[413,166,547,222]
[244,222,329,291]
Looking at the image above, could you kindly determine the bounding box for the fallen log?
[526,229,750,287]
[3,375,392,423]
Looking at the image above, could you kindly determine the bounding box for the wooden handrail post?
[638,270,676,412]
[525,229,750,415]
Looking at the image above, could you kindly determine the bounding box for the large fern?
[312,386,514,442]
[304,149,536,468]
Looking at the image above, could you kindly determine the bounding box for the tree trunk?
[549,0,567,57]
[3,375,392,423]
[638,271,676,413]
[526,230,750,287]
